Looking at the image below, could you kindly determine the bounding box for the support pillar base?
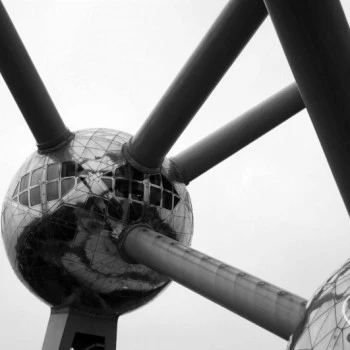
[42,308,118,350]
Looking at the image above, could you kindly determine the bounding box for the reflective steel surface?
[0,1,72,150]
[171,82,304,184]
[125,0,267,170]
[124,225,306,340]
[1,128,193,315]
[288,259,350,350]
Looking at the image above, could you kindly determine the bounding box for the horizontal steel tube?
[171,83,304,184]
[263,0,350,216]
[122,225,307,340]
[125,0,267,171]
[0,1,72,151]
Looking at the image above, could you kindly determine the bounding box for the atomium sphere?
[288,259,350,350]
[1,128,193,315]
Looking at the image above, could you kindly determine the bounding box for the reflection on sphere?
[288,259,350,350]
[1,129,193,315]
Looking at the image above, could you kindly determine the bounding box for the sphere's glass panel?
[162,191,172,210]
[132,168,144,181]
[131,182,143,201]
[288,259,350,350]
[150,174,161,186]
[150,187,161,206]
[162,175,172,191]
[20,173,29,191]
[47,163,60,181]
[1,129,193,316]
[61,161,76,178]
[19,191,28,205]
[61,178,75,197]
[115,179,129,198]
[47,181,59,201]
[30,167,42,186]
[30,187,41,206]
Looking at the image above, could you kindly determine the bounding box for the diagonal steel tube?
[124,0,268,172]
[263,0,350,217]
[171,83,304,184]
[0,1,72,151]
[122,225,307,340]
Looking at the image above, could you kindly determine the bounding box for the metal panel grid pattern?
[288,260,350,350]
[1,128,193,315]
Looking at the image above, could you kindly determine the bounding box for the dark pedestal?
[42,308,118,350]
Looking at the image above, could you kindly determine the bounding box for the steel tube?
[263,0,350,216]
[171,83,304,184]
[0,1,72,151]
[122,225,307,340]
[124,0,267,172]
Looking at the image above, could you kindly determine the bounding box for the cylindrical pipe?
[0,1,72,151]
[122,225,307,340]
[263,0,350,217]
[171,83,304,184]
[124,0,268,172]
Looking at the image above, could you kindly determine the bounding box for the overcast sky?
[1,1,350,349]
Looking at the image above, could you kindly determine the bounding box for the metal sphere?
[287,259,350,350]
[1,128,193,315]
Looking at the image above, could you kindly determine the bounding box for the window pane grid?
[13,162,180,211]
[20,173,29,191]
[30,167,43,186]
[47,163,60,181]
[30,186,41,206]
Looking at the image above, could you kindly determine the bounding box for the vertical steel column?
[171,83,304,184]
[263,0,350,216]
[124,0,267,172]
[42,308,118,350]
[122,225,307,340]
[0,1,72,151]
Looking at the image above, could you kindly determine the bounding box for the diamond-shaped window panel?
[20,174,29,192]
[61,162,76,178]
[30,167,43,186]
[47,163,60,181]
[115,179,129,198]
[162,175,172,191]
[30,187,41,206]
[131,167,144,181]
[131,182,144,201]
[162,191,172,210]
[150,187,161,206]
[19,191,28,206]
[61,178,75,197]
[149,174,161,186]
[47,181,59,201]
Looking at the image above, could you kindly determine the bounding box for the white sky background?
[1,0,350,349]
